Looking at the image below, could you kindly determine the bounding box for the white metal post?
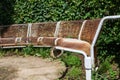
[55,47,91,80]
[91,15,120,69]
[85,57,92,80]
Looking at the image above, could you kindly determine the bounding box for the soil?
[0,56,66,80]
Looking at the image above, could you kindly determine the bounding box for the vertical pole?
[91,47,95,69]
[84,57,92,80]
[86,69,92,80]
[54,21,61,37]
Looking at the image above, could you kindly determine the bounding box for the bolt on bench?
[0,15,120,80]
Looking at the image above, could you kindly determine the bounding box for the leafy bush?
[92,56,118,80]
[22,45,34,56]
[59,52,84,80]
[61,53,81,67]
[22,46,50,58]
[66,66,83,80]
[1,0,120,24]
[34,47,50,58]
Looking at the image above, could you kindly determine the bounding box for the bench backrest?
[80,19,101,44]
[55,19,101,44]
[1,24,28,38]
[0,19,101,46]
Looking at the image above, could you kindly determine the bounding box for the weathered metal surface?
[0,37,57,47]
[31,22,56,37]
[80,19,101,44]
[1,24,28,38]
[58,20,83,38]
[40,37,57,46]
[54,38,91,56]
[0,20,101,47]
[0,38,15,44]
[29,37,38,45]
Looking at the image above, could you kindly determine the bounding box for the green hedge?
[0,0,120,24]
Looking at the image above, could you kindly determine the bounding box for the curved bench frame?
[53,15,120,80]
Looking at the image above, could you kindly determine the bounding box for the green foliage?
[92,56,118,80]
[62,53,81,67]
[22,46,50,58]
[34,47,50,58]
[0,49,4,57]
[22,45,34,56]
[108,68,117,80]
[21,45,50,58]
[1,0,120,24]
[66,66,82,80]
[59,53,84,79]
[97,56,113,74]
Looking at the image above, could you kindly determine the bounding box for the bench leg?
[85,57,92,80]
[86,69,92,80]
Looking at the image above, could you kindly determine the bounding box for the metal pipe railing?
[55,46,91,80]
[91,15,120,68]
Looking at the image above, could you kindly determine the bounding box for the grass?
[92,56,118,80]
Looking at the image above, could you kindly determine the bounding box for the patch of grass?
[92,56,118,80]
[61,53,81,67]
[22,45,34,56]
[0,49,4,57]
[59,52,84,80]
[65,66,82,80]
[34,47,50,58]
[22,45,51,58]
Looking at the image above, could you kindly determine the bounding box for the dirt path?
[0,56,66,80]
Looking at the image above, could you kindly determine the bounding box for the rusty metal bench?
[0,15,120,80]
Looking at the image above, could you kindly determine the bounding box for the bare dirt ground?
[0,56,66,80]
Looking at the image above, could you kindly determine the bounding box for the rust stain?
[0,20,101,56]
